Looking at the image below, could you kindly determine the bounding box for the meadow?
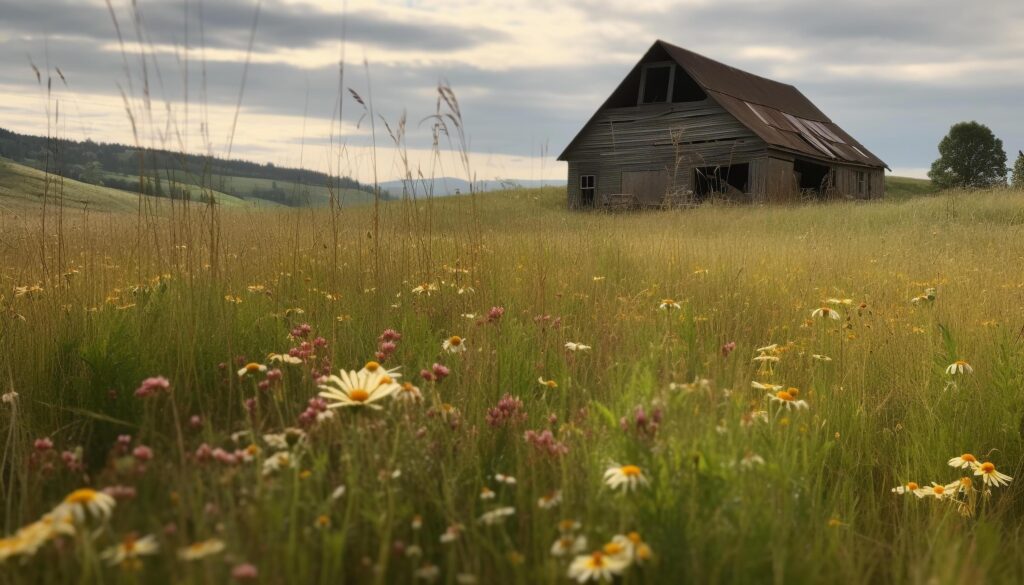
[2,184,1024,584]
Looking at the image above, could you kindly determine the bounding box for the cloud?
[1,0,1022,180]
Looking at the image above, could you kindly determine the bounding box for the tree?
[1012,150,1024,189]
[928,121,1007,189]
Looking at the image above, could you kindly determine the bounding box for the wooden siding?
[563,100,768,208]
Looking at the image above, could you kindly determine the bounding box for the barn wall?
[833,165,886,199]
[562,100,768,207]
[749,156,798,203]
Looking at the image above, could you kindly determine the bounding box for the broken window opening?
[639,64,673,104]
[692,163,749,201]
[793,159,832,197]
[580,175,596,206]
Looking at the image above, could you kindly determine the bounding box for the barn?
[558,40,889,209]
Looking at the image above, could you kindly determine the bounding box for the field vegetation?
[3,182,1024,584]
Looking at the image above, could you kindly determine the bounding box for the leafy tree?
[928,121,1007,189]
[1012,150,1024,189]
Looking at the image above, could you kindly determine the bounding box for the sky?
[1,0,1023,183]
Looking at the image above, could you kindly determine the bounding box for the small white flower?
[477,506,515,526]
[658,298,681,310]
[330,485,346,501]
[891,481,919,495]
[178,538,225,561]
[564,342,591,352]
[945,360,973,375]
[551,534,588,557]
[494,473,517,485]
[537,490,562,510]
[100,534,159,567]
[811,354,832,362]
[237,362,268,378]
[567,551,629,583]
[1,391,17,404]
[975,462,1013,487]
[811,306,841,320]
[947,453,980,470]
[603,464,648,493]
[267,353,303,365]
[766,389,808,410]
[442,335,467,353]
[261,451,296,477]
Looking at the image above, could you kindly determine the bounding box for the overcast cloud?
[1,0,1022,182]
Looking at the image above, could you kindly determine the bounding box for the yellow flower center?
[961,453,976,462]
[401,383,415,392]
[603,542,625,555]
[558,520,577,532]
[906,481,919,490]
[379,375,394,385]
[349,389,370,402]
[955,360,968,366]
[933,485,945,495]
[627,532,641,544]
[449,336,462,346]
[588,552,606,568]
[545,380,558,388]
[776,390,794,401]
[662,299,676,305]
[245,362,262,373]
[620,465,642,477]
[981,462,995,473]
[64,488,98,504]
[787,387,800,397]
[364,361,381,372]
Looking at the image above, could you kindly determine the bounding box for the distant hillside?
[0,128,381,208]
[0,157,287,216]
[378,177,565,197]
[884,175,935,199]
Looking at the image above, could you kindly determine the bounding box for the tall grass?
[3,185,1024,583]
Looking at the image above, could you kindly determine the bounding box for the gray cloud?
[2,0,1023,176]
[1,0,502,52]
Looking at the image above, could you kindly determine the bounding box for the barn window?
[580,175,596,206]
[855,171,867,195]
[639,63,674,104]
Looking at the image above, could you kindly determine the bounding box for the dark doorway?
[692,163,749,201]
[793,159,831,196]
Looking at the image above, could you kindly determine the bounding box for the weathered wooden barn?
[559,40,888,209]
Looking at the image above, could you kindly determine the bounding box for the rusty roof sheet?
[560,40,887,169]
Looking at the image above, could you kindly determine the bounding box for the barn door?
[621,170,668,206]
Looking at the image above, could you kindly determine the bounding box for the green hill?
[885,175,935,199]
[0,157,283,216]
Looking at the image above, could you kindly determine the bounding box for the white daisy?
[318,368,402,410]
[766,389,808,410]
[442,336,467,353]
[237,362,268,378]
[603,464,649,493]
[811,306,841,320]
[564,342,592,352]
[975,462,1013,487]
[178,538,225,561]
[658,298,681,310]
[58,488,116,523]
[947,453,980,470]
[100,534,159,567]
[567,551,629,583]
[945,360,973,375]
[551,534,587,557]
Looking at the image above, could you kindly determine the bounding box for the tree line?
[929,121,1024,189]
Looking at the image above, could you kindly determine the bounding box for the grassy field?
[2,184,1024,584]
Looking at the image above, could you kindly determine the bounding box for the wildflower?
[948,453,980,470]
[624,532,652,564]
[231,563,260,581]
[486,394,526,427]
[415,563,441,582]
[268,353,303,365]
[720,341,736,358]
[178,538,226,561]
[975,462,1013,487]
[100,533,159,568]
[811,307,841,320]
[395,382,423,403]
[440,524,463,544]
[538,377,559,389]
[751,381,783,392]
[564,342,591,352]
[739,452,765,469]
[314,515,331,529]
[318,367,402,410]
[551,534,587,557]
[567,551,629,583]
[767,389,808,410]
[945,360,973,375]
[487,306,505,322]
[752,353,779,364]
[891,481,919,495]
[480,487,496,500]
[134,376,170,398]
[538,490,562,509]
[494,473,517,485]
[59,488,116,522]
[756,343,779,353]
[262,451,295,477]
[558,519,581,533]
[913,482,959,499]
[412,283,438,295]
[477,506,516,526]
[603,464,649,492]
[1,391,17,404]
[811,354,832,362]
[237,362,267,378]
[659,299,681,310]
[442,336,467,353]
[826,298,854,306]
[525,429,570,457]
[331,485,347,501]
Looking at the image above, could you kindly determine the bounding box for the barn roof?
[558,40,888,169]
